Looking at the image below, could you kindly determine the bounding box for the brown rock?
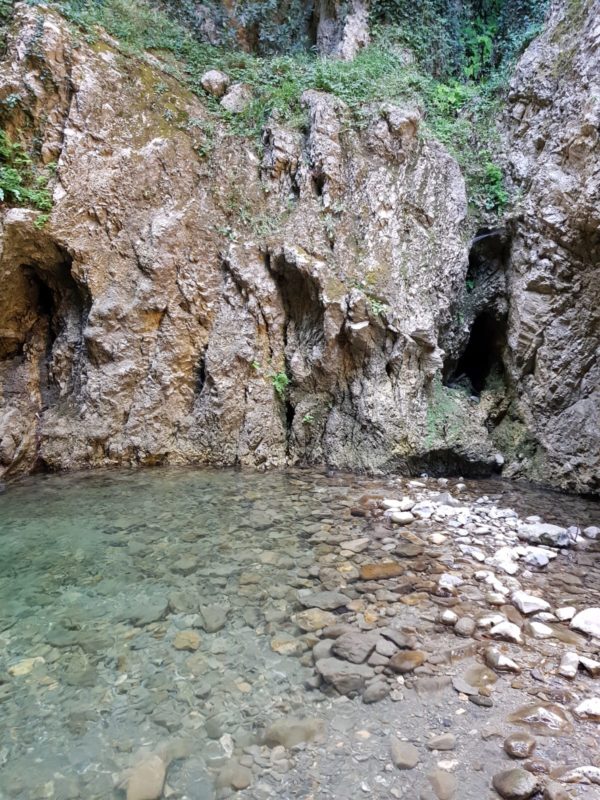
[173,630,201,651]
[389,650,427,673]
[492,768,540,799]
[359,563,404,580]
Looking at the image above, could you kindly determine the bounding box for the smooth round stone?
[454,617,476,637]
[492,769,540,799]
[504,733,536,759]
[389,650,427,673]
[390,737,419,769]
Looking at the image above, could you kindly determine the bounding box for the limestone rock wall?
[0,4,504,480]
[0,1,598,495]
[503,0,600,494]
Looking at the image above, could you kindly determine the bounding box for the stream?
[0,467,599,800]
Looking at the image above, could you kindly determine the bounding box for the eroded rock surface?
[0,0,598,495]
[0,5,487,480]
[503,0,600,494]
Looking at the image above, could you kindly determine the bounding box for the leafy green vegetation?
[0,131,53,211]
[28,0,548,216]
[270,370,290,399]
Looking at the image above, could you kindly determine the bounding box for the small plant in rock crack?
[302,412,314,425]
[270,371,290,399]
[251,359,261,372]
[368,297,388,317]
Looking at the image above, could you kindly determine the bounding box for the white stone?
[430,533,447,545]
[390,511,414,526]
[571,608,600,639]
[440,610,458,626]
[478,613,506,629]
[558,652,579,679]
[459,544,486,562]
[583,526,600,540]
[526,620,554,639]
[490,621,523,644]
[438,573,463,592]
[484,647,520,673]
[580,656,600,677]
[340,537,370,553]
[574,698,600,720]
[511,590,551,615]
[382,498,402,509]
[556,606,576,622]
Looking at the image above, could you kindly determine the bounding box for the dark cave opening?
[447,310,507,395]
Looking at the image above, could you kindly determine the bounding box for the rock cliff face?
[0,1,598,494]
[503,0,600,495]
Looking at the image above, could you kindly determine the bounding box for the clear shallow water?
[0,467,345,799]
[0,467,598,800]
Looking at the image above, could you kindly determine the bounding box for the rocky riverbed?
[0,467,599,800]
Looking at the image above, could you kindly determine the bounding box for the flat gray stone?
[390,737,419,769]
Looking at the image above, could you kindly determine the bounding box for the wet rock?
[359,562,404,580]
[570,608,600,638]
[171,557,198,576]
[128,599,169,625]
[216,759,252,790]
[294,608,337,631]
[315,657,374,694]
[429,768,457,800]
[508,703,573,736]
[390,737,419,769]
[573,698,600,720]
[511,591,551,615]
[120,753,166,800]
[340,536,370,553]
[389,650,427,673]
[298,590,350,610]
[504,733,536,759]
[492,768,540,799]
[201,69,230,97]
[263,716,324,748]
[220,82,252,113]
[173,630,201,651]
[198,604,229,633]
[332,631,379,663]
[427,734,456,751]
[271,633,302,655]
[8,656,45,676]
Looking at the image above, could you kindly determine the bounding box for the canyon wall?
[0,0,598,494]
[503,0,600,494]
